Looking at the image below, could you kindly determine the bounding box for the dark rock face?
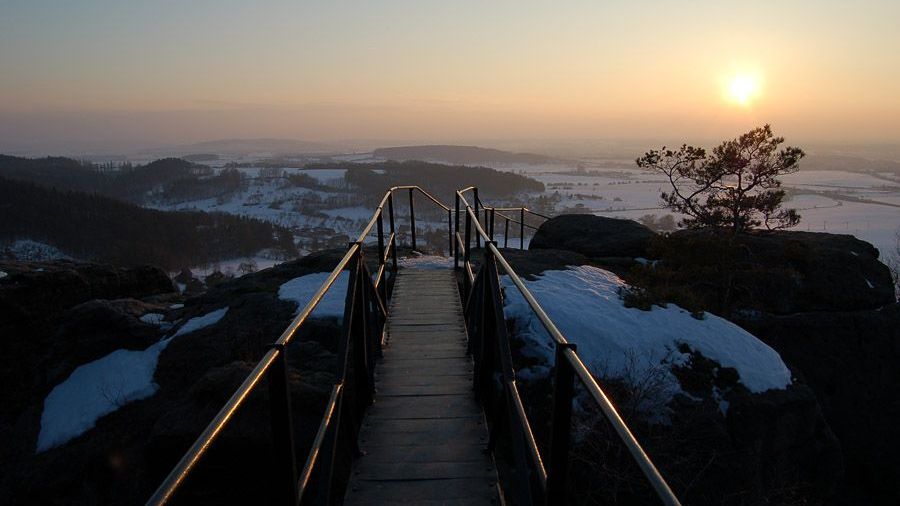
[738,305,900,505]
[0,261,175,322]
[472,246,589,278]
[0,253,347,505]
[667,229,894,313]
[662,350,843,504]
[531,344,843,504]
[0,262,176,451]
[530,214,656,259]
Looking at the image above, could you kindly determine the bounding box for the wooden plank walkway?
[344,268,499,505]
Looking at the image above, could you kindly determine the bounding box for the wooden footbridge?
[146,187,681,506]
[344,269,498,505]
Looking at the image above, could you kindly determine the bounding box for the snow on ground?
[36,307,229,452]
[398,252,453,270]
[781,169,896,189]
[502,265,792,414]
[320,206,375,220]
[302,168,347,183]
[185,256,284,279]
[0,271,6,279]
[3,240,71,261]
[169,307,230,337]
[278,272,349,318]
[140,313,166,325]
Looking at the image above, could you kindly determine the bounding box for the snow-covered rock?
[3,240,71,261]
[278,272,348,318]
[502,265,792,413]
[36,307,229,451]
[140,313,166,325]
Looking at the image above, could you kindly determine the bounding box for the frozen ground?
[132,154,898,268]
[486,163,899,257]
[278,272,349,319]
[502,265,792,417]
[36,308,229,451]
[2,240,71,262]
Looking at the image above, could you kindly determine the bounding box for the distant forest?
[373,145,560,165]
[0,155,243,204]
[322,160,545,204]
[0,177,296,270]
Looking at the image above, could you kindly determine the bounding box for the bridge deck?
[343,268,499,505]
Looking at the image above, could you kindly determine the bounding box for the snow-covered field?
[485,163,899,257]
[36,308,229,451]
[111,152,899,271]
[502,265,793,417]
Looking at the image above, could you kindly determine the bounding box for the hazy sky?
[1,0,898,152]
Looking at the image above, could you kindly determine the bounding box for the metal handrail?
[455,189,681,506]
[147,182,679,506]
[146,185,452,506]
[455,187,550,249]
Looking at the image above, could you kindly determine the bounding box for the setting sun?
[727,74,761,106]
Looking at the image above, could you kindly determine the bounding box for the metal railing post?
[520,208,526,250]
[546,342,577,504]
[463,207,472,301]
[489,208,495,241]
[454,194,461,269]
[267,344,299,506]
[504,217,509,249]
[408,188,417,251]
[447,209,453,257]
[376,208,387,304]
[388,192,398,272]
[352,253,374,408]
[473,188,480,249]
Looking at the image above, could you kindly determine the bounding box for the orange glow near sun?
[726,73,761,107]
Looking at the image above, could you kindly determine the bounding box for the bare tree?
[637,125,805,234]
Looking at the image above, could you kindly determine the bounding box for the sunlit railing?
[145,186,451,506]
[455,188,681,506]
[146,184,679,506]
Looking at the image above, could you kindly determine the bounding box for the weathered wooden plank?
[360,417,487,446]
[375,373,471,388]
[352,461,494,481]
[344,267,495,505]
[366,394,481,419]
[345,477,496,502]
[354,442,490,464]
[345,499,497,506]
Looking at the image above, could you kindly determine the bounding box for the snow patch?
[634,257,658,267]
[502,265,792,413]
[4,240,70,261]
[0,271,7,279]
[170,307,230,337]
[140,313,165,325]
[36,307,229,452]
[278,272,349,318]
[398,253,453,270]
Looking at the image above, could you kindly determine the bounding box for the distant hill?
[310,159,545,204]
[152,138,340,157]
[0,155,239,204]
[0,177,296,270]
[373,145,561,165]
